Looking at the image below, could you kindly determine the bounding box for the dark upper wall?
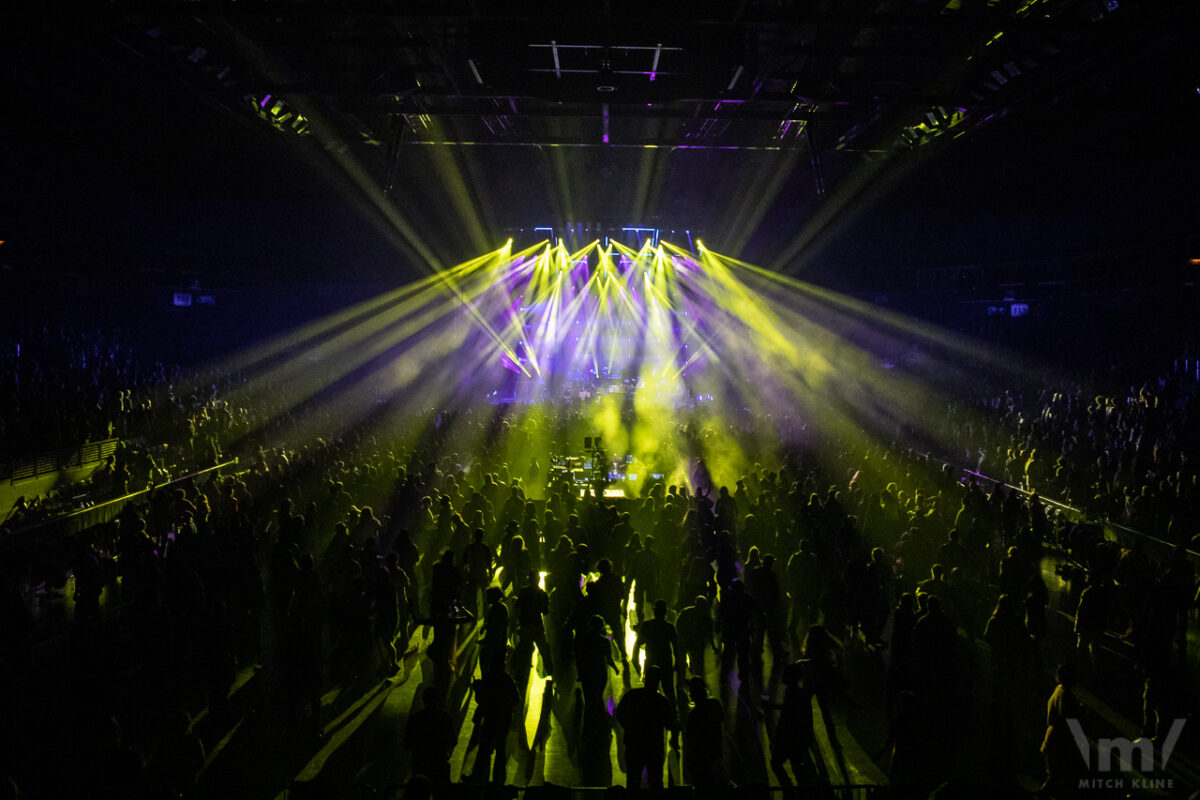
[4,7,1197,292]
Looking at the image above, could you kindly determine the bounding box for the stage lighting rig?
[247,94,311,136]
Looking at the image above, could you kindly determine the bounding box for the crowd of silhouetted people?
[1,326,1198,799]
[935,362,1200,545]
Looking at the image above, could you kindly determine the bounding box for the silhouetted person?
[615,664,677,790]
[1073,581,1107,674]
[633,536,661,623]
[750,553,788,659]
[984,593,1031,683]
[717,579,758,686]
[72,540,105,624]
[468,655,520,784]
[801,624,844,757]
[501,534,532,592]
[394,528,422,605]
[462,528,494,617]
[385,550,414,647]
[589,558,628,665]
[786,541,822,645]
[983,593,1031,766]
[633,599,682,714]
[514,570,553,676]
[874,690,923,791]
[916,563,949,607]
[676,595,716,676]
[1131,579,1177,740]
[287,553,324,736]
[683,676,725,789]
[769,658,819,789]
[424,551,474,686]
[479,586,509,676]
[576,614,620,732]
[404,686,457,793]
[371,563,401,676]
[911,594,956,721]
[275,497,304,550]
[1040,663,1084,797]
[430,549,461,618]
[998,546,1029,601]
[888,592,917,707]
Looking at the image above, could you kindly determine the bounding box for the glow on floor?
[523,571,552,751]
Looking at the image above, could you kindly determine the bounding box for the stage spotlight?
[247,94,312,136]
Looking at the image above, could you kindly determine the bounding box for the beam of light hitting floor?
[625,579,643,675]
[523,571,552,749]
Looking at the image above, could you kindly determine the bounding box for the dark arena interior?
[3,2,1200,799]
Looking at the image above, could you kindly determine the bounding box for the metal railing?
[952,464,1199,563]
[2,438,120,483]
[2,458,238,541]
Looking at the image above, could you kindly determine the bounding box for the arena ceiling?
[4,0,1197,283]
[90,0,1186,148]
